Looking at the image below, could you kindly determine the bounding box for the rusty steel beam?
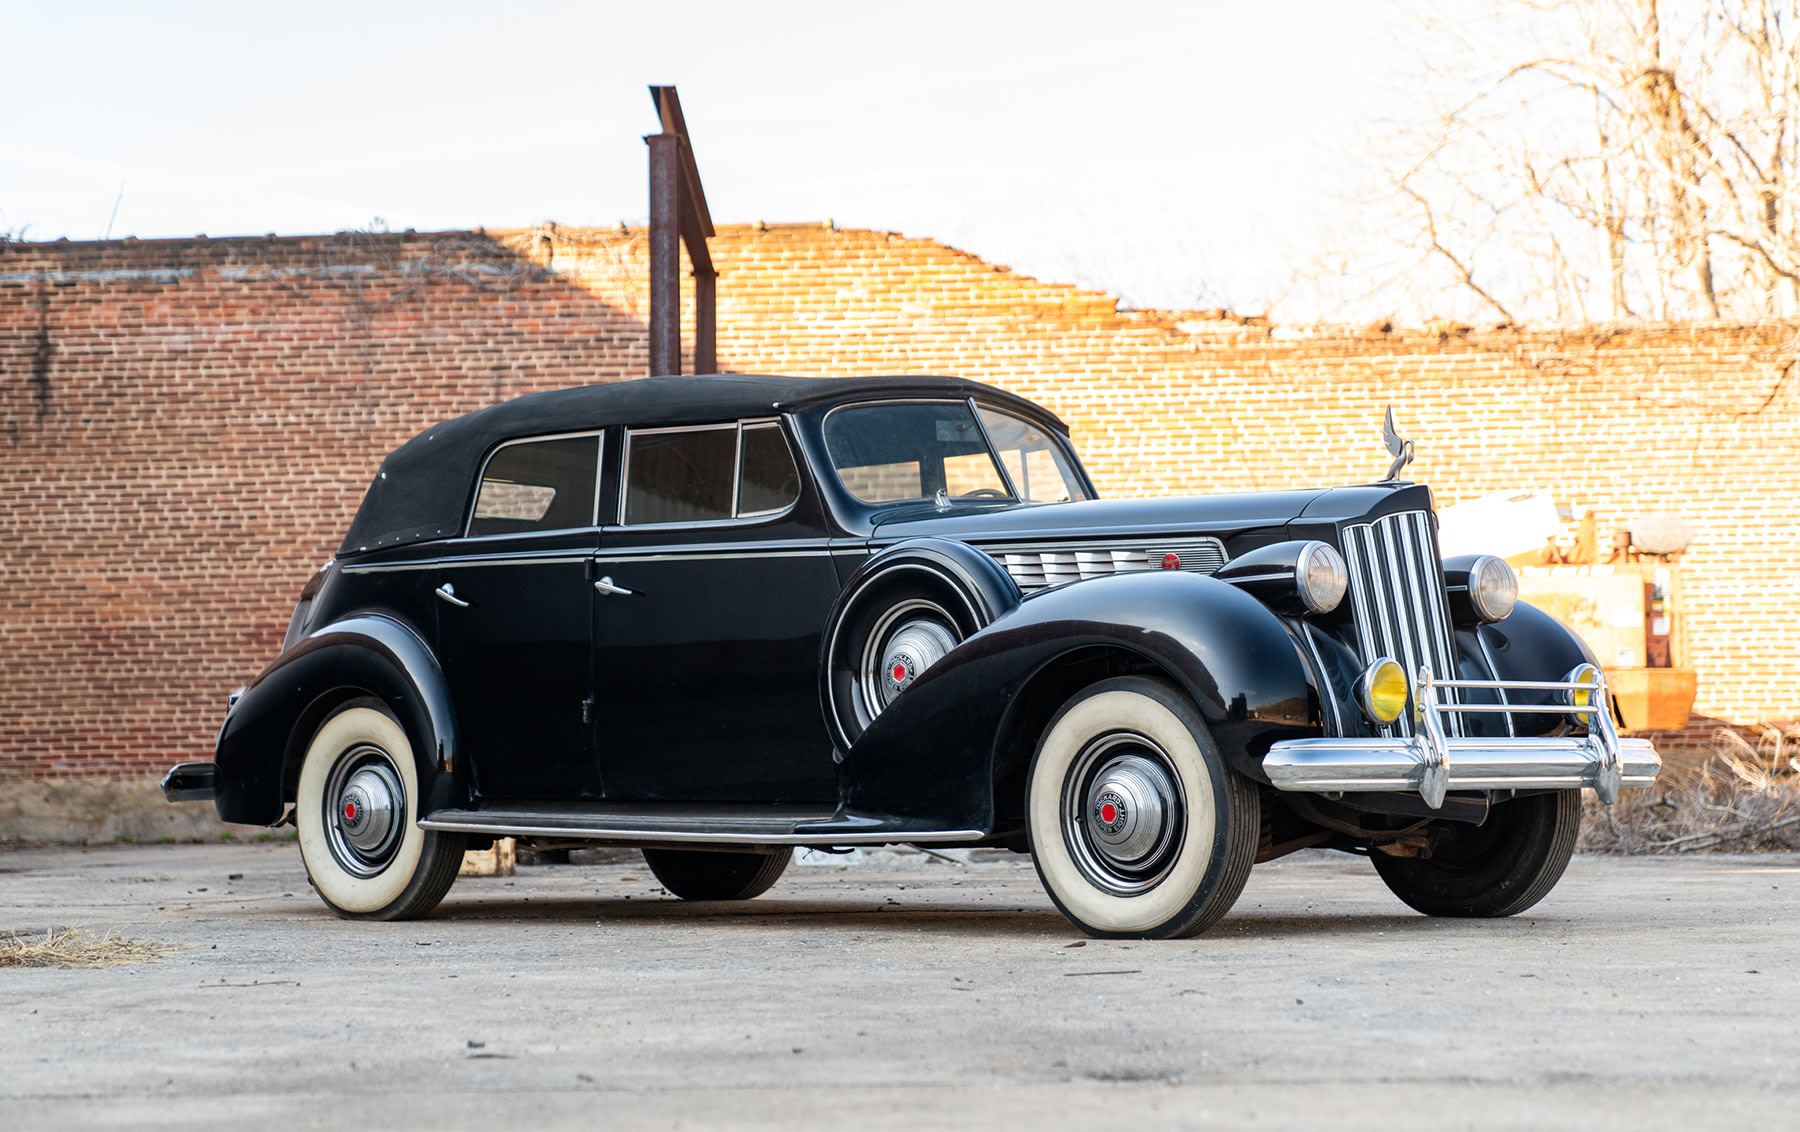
[694,271,717,375]
[645,86,717,376]
[650,87,715,238]
[647,133,683,377]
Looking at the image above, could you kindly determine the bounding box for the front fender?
[1465,599,1603,735]
[213,613,464,825]
[840,570,1313,829]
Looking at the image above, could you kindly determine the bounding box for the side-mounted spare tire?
[296,698,467,920]
[821,541,1019,751]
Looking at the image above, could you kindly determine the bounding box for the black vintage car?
[164,374,1659,937]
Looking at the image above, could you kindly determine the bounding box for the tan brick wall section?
[2,224,1794,782]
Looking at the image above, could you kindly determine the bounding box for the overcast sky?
[2,0,1418,316]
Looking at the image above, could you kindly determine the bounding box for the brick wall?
[2,223,1795,783]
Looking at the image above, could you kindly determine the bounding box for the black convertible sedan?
[164,374,1658,937]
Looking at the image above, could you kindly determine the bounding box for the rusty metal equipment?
[646,86,716,376]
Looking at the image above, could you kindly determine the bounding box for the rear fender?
[213,614,465,825]
[840,570,1314,830]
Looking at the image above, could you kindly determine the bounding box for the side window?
[623,421,803,525]
[974,406,1091,504]
[738,423,801,516]
[625,427,737,524]
[468,434,600,537]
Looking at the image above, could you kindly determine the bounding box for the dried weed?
[0,927,186,969]
[1582,722,1800,853]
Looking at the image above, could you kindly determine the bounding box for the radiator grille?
[979,538,1227,593]
[1340,510,1463,738]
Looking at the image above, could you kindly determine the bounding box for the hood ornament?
[1381,406,1415,482]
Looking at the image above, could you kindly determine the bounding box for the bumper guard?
[1264,667,1659,809]
[161,762,218,803]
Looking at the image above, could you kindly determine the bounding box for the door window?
[624,421,802,525]
[624,426,738,524]
[467,434,601,537]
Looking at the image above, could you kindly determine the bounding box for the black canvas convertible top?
[337,374,1067,555]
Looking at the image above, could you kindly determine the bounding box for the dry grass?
[0,927,187,969]
[1583,723,1800,853]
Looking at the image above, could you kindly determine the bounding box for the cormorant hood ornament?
[1381,406,1415,482]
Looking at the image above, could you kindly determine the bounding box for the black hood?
[870,483,1436,559]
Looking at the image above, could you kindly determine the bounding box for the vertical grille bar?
[1340,511,1463,738]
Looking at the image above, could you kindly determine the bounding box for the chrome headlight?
[1468,554,1518,622]
[1296,541,1349,615]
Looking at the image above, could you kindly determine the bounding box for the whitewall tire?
[295,700,465,920]
[1027,677,1258,939]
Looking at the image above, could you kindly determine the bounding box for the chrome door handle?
[434,583,470,608]
[593,576,634,597]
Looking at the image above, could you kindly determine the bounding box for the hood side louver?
[979,538,1228,593]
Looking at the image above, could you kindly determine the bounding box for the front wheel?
[1371,788,1581,917]
[295,700,466,920]
[1027,677,1258,939]
[642,848,792,901]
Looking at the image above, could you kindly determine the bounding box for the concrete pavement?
[1,841,1795,1129]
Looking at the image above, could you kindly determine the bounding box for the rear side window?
[624,421,803,525]
[468,434,600,537]
[738,423,800,516]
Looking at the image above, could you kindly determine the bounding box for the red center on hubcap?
[892,663,908,682]
[344,801,357,821]
[1100,802,1118,823]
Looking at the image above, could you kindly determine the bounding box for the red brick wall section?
[1,223,1795,781]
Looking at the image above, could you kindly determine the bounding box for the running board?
[417,802,983,847]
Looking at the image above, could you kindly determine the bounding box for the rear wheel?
[295,700,466,920]
[642,848,792,901]
[1370,789,1581,917]
[1026,676,1258,939]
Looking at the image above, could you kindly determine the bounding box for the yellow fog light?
[1357,657,1409,724]
[1563,663,1601,710]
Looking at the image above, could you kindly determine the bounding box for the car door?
[436,431,605,800]
[590,419,841,803]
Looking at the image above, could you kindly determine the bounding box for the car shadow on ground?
[416,895,1072,937]
[306,891,1490,942]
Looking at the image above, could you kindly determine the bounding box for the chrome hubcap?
[1086,756,1172,865]
[859,600,959,725]
[877,619,958,707]
[323,744,406,878]
[1063,735,1185,894]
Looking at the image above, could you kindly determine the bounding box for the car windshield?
[822,400,1091,506]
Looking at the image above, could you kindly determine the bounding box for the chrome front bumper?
[1264,667,1661,809]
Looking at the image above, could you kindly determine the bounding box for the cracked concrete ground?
[0,842,1795,1130]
